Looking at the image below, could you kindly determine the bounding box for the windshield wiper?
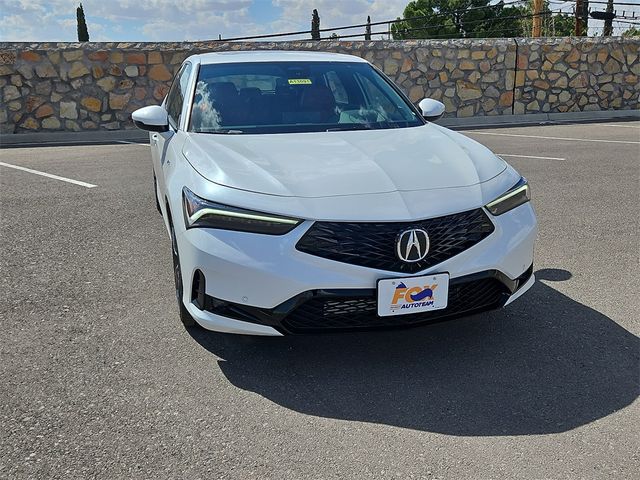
[197,129,244,134]
[326,124,373,132]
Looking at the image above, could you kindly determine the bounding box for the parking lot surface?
[1,121,639,479]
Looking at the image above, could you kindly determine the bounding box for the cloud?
[0,0,409,42]
[1,0,75,42]
[269,0,408,40]
[1,0,638,42]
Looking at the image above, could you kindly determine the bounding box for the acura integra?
[132,51,537,336]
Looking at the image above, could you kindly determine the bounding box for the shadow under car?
[188,269,639,436]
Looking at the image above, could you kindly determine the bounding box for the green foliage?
[311,9,320,40]
[543,13,574,37]
[76,3,89,42]
[391,0,576,39]
[392,0,525,40]
[518,1,574,37]
[622,27,640,37]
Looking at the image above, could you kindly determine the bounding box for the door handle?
[151,134,158,145]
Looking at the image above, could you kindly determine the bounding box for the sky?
[0,0,637,43]
[0,0,408,42]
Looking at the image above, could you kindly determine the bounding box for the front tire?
[169,218,196,328]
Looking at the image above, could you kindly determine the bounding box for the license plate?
[377,273,449,317]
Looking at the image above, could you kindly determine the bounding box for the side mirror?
[418,98,445,122]
[132,105,169,132]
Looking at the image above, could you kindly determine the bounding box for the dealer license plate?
[377,273,449,317]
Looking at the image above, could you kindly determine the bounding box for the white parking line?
[497,153,565,161]
[597,124,640,129]
[0,161,97,188]
[467,131,640,145]
[117,140,149,146]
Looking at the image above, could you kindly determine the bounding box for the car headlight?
[485,177,531,216]
[182,187,302,234]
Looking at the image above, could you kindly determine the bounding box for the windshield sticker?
[288,79,312,85]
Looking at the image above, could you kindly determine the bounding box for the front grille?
[281,277,509,333]
[296,209,494,274]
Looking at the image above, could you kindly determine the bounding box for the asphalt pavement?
[1,121,639,479]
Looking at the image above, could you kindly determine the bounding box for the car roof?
[189,50,369,65]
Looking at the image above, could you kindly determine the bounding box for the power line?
[386,9,569,36]
[219,0,532,42]
[612,18,640,24]
[552,0,640,5]
[217,0,636,42]
[338,10,563,40]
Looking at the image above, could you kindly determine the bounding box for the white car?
[132,51,537,336]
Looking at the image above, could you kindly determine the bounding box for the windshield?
[189,61,424,134]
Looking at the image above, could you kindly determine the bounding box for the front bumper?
[177,203,537,335]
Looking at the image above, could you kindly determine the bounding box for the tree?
[391,0,574,40]
[392,0,525,40]
[518,1,574,37]
[365,16,372,40]
[76,3,89,42]
[311,9,320,40]
[544,12,574,37]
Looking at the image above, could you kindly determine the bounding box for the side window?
[165,62,192,129]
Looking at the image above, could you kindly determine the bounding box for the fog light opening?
[192,269,206,310]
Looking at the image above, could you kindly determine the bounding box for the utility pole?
[603,0,614,36]
[532,0,543,37]
[575,0,584,36]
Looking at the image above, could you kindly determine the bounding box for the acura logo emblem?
[396,228,430,263]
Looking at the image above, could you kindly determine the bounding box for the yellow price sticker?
[288,79,312,85]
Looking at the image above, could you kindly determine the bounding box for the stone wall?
[514,38,639,114]
[0,37,638,134]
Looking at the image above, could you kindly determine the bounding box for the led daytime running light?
[485,184,529,210]
[188,207,300,225]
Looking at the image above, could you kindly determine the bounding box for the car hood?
[182,124,506,198]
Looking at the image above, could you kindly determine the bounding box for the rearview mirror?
[418,98,445,122]
[132,105,169,132]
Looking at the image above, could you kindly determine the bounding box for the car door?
[150,62,193,211]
